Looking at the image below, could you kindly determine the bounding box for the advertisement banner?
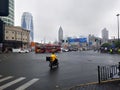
[68,38,87,43]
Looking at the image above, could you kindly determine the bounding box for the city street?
[0,51,120,90]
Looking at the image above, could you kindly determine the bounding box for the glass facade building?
[21,12,34,42]
[0,0,14,26]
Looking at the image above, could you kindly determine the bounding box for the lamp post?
[117,14,120,41]
[21,31,22,48]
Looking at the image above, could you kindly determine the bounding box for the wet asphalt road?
[0,50,120,90]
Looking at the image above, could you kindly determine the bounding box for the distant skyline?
[102,28,109,43]
[102,28,109,39]
[58,26,63,43]
[21,12,34,41]
[15,0,120,42]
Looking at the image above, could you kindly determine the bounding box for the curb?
[68,78,120,90]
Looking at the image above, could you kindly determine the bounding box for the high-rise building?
[21,12,34,42]
[58,26,63,43]
[102,28,109,43]
[0,0,14,26]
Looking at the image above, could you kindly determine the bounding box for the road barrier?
[98,62,120,84]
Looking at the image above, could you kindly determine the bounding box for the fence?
[65,63,120,90]
[98,62,120,84]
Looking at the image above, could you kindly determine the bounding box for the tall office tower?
[21,12,34,41]
[0,0,14,26]
[58,26,63,43]
[102,28,109,43]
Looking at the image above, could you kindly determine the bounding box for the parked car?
[19,49,29,53]
[61,48,69,52]
[12,48,29,53]
[12,48,21,53]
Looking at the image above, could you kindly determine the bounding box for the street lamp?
[116,14,120,41]
[21,30,23,48]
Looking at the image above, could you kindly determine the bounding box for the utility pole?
[117,14,120,41]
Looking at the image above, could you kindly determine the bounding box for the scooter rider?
[50,52,58,64]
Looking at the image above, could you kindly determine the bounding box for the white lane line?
[0,77,26,90]
[0,76,13,82]
[15,78,39,90]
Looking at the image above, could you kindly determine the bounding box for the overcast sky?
[15,0,120,42]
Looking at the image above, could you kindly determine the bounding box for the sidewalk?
[67,79,120,90]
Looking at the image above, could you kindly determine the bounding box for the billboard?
[68,38,87,43]
[79,38,87,43]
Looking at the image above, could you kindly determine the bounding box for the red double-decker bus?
[35,44,61,53]
[45,44,61,53]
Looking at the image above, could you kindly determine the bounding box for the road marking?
[0,76,13,82]
[0,77,26,90]
[15,78,39,90]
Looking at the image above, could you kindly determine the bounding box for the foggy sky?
[15,0,120,42]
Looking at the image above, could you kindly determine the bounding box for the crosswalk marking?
[15,78,39,90]
[0,75,40,89]
[0,76,13,82]
[0,77,26,90]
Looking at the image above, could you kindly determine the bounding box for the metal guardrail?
[62,63,120,90]
[98,62,120,84]
[63,63,120,90]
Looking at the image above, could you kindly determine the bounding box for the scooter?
[46,57,59,69]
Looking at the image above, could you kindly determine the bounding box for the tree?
[114,41,120,48]
[101,43,111,47]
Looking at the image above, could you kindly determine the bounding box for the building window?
[12,37,14,39]
[6,31,8,33]
[17,32,21,35]
[6,37,8,39]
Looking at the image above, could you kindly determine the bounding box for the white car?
[61,48,69,52]
[12,48,21,53]
[12,48,29,53]
[19,49,29,53]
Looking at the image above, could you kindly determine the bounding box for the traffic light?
[0,0,9,16]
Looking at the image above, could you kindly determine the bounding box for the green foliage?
[100,41,120,48]
[101,43,111,47]
[114,41,120,48]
